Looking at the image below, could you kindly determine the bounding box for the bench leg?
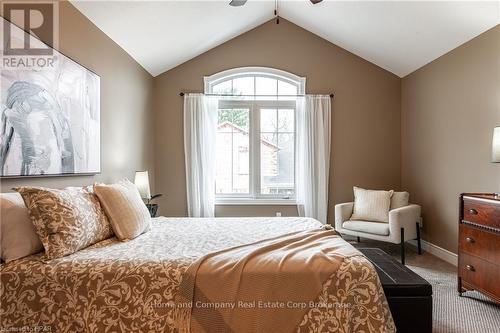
[357,236,361,243]
[400,228,405,265]
[416,222,422,255]
[458,276,464,296]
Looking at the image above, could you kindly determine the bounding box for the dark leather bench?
[358,248,433,333]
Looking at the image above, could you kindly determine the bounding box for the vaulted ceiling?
[71,1,499,77]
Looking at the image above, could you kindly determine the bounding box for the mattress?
[0,217,394,332]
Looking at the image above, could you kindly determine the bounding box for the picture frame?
[0,17,101,178]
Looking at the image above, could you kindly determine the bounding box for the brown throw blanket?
[174,228,395,333]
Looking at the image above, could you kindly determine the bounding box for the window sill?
[215,198,298,206]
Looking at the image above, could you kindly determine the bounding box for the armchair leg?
[416,222,422,255]
[357,236,361,243]
[400,228,405,265]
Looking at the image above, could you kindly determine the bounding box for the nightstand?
[146,203,158,217]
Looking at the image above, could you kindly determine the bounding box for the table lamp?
[134,171,151,200]
[492,127,500,197]
[134,171,162,217]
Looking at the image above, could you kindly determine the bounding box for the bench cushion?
[358,248,432,296]
[358,248,433,333]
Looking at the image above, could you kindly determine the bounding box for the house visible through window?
[206,67,305,202]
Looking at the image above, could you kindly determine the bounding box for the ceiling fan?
[230,0,322,6]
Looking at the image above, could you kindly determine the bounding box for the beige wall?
[0,2,155,192]
[402,26,500,253]
[153,19,402,223]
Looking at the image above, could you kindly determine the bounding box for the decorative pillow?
[350,186,394,223]
[0,192,44,262]
[93,179,151,241]
[391,191,410,210]
[15,186,114,260]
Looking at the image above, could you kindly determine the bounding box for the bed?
[0,217,395,332]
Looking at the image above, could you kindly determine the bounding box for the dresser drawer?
[463,198,500,230]
[459,224,500,264]
[459,253,500,298]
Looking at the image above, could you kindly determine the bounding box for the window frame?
[207,67,305,204]
[204,67,306,96]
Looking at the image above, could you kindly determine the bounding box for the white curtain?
[183,94,218,217]
[296,95,332,224]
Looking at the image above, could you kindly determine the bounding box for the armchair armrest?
[334,202,354,231]
[389,204,421,242]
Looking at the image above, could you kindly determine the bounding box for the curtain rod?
[179,92,334,98]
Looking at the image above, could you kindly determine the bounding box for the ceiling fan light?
[229,0,247,6]
[310,0,323,4]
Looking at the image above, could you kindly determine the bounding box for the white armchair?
[335,202,422,264]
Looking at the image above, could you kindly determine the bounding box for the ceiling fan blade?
[310,0,323,4]
[229,0,247,6]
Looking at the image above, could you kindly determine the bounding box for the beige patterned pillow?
[350,186,394,223]
[93,179,151,241]
[15,187,114,260]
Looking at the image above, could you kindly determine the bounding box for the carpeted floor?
[349,238,500,333]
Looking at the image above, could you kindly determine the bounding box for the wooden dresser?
[458,193,500,303]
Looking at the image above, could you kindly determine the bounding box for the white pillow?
[0,192,43,262]
[93,179,151,241]
[351,187,394,223]
[391,191,410,210]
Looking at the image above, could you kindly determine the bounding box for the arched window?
[206,67,305,203]
[205,67,305,97]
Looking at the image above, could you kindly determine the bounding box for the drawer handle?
[465,237,475,243]
[466,264,475,272]
[468,208,478,215]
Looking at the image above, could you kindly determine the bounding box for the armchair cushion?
[351,186,394,223]
[391,191,410,210]
[342,220,390,236]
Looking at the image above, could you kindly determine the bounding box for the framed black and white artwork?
[0,18,100,178]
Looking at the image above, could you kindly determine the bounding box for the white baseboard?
[409,239,458,266]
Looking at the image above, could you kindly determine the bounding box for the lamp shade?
[134,171,151,199]
[493,127,500,163]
